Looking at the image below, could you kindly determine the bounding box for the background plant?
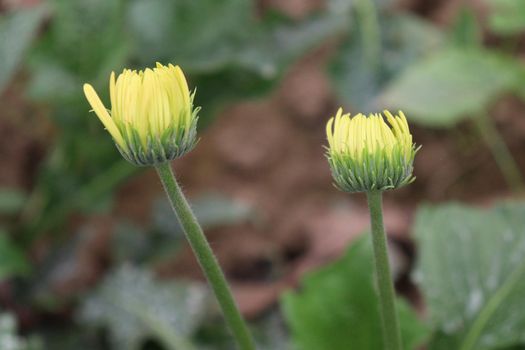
[2,0,525,349]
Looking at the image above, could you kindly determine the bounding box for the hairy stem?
[367,191,403,350]
[155,162,255,350]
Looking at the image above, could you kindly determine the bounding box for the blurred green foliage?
[111,193,255,266]
[2,0,525,349]
[379,49,524,127]
[328,0,525,131]
[79,265,208,350]
[0,0,346,246]
[329,0,443,113]
[0,230,30,280]
[0,1,347,347]
[127,0,346,120]
[487,0,525,36]
[0,188,27,216]
[329,0,525,191]
[0,4,46,93]
[0,313,41,350]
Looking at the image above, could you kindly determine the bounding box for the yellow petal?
[83,83,126,149]
[173,65,190,107]
[326,117,334,150]
[109,72,117,119]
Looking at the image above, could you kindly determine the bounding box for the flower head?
[325,108,418,193]
[83,63,199,166]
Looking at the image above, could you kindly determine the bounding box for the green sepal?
[327,143,418,193]
[112,104,200,167]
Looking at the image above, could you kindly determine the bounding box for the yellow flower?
[325,108,418,192]
[83,63,199,166]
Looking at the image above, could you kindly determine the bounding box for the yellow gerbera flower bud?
[325,108,418,193]
[83,63,199,166]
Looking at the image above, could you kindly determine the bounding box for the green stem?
[155,162,255,350]
[474,112,524,192]
[355,0,381,70]
[366,191,402,350]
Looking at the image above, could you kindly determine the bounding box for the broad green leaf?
[487,0,525,36]
[414,202,525,350]
[79,265,208,350]
[0,231,30,280]
[330,13,443,112]
[0,188,26,215]
[379,49,523,127]
[282,235,428,350]
[0,5,46,94]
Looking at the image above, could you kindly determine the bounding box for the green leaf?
[28,0,128,105]
[26,61,79,103]
[0,5,46,93]
[414,202,525,350]
[127,0,252,67]
[190,10,346,124]
[127,0,345,124]
[0,230,30,280]
[487,0,525,36]
[379,49,523,127]
[282,235,428,350]
[79,265,208,350]
[232,13,347,80]
[330,13,443,112]
[0,188,27,215]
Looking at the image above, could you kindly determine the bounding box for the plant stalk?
[366,191,402,350]
[474,112,524,192]
[356,0,381,70]
[155,162,255,350]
